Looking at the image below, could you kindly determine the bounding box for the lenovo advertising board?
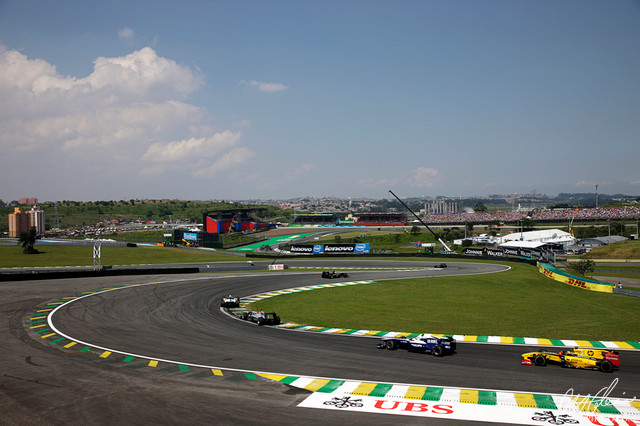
[290,243,370,254]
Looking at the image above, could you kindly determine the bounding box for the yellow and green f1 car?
[521,347,619,373]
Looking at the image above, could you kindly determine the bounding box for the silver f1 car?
[220,295,240,308]
[240,310,281,326]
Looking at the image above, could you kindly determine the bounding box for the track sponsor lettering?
[566,277,588,289]
[541,268,555,278]
[373,400,454,414]
[299,392,640,425]
[584,416,640,425]
[465,248,484,256]
[268,264,285,270]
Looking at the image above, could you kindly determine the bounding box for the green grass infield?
[248,263,640,342]
[0,245,243,268]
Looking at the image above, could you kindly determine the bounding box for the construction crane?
[389,190,452,252]
[227,215,237,234]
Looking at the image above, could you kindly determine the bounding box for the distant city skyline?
[1,1,638,201]
[2,190,636,205]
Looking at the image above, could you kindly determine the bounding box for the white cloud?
[577,180,613,188]
[630,181,640,186]
[118,27,134,41]
[406,167,441,188]
[358,177,403,189]
[143,131,241,162]
[287,163,314,178]
[86,47,204,98]
[240,79,290,93]
[193,147,255,177]
[0,45,254,197]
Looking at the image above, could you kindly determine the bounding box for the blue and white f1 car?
[377,334,456,356]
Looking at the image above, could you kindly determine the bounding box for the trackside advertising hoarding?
[463,247,504,257]
[183,232,198,241]
[538,262,614,293]
[290,243,370,254]
[464,247,542,259]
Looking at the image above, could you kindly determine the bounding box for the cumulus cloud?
[239,79,289,93]
[193,147,256,178]
[406,167,441,188]
[143,131,241,163]
[118,27,134,41]
[287,163,314,178]
[0,45,254,196]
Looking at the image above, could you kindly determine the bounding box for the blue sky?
[1,0,638,202]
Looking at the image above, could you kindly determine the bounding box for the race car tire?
[274,316,281,325]
[385,340,397,350]
[258,318,265,326]
[241,313,248,320]
[534,355,547,366]
[432,345,444,357]
[600,360,614,373]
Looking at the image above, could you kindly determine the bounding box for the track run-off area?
[3,259,640,425]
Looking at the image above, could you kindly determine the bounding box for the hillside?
[581,240,640,260]
[0,200,293,233]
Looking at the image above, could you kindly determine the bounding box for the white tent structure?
[500,229,576,247]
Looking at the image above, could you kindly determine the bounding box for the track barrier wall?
[538,262,614,293]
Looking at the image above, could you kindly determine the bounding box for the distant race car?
[220,295,240,308]
[434,263,447,268]
[377,334,456,356]
[321,271,349,279]
[240,310,281,326]
[521,347,619,373]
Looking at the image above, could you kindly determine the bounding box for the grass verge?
[0,245,243,268]
[249,263,640,342]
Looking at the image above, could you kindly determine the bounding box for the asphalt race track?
[2,260,639,425]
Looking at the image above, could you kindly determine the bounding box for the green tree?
[521,218,536,232]
[610,222,624,235]
[570,259,595,276]
[18,228,38,254]
[474,202,487,212]
[410,225,421,235]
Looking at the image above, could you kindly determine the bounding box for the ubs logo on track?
[323,396,363,408]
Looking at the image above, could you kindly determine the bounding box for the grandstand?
[423,206,640,225]
[355,212,407,226]
[291,213,343,225]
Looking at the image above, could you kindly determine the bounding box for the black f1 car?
[220,295,240,308]
[377,334,456,356]
[240,310,281,326]
[321,271,349,279]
